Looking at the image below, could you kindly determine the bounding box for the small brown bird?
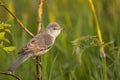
[8,22,63,73]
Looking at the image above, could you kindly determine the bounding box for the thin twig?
[36,0,45,80]
[36,57,42,80]
[0,72,21,80]
[37,0,45,33]
[0,2,34,37]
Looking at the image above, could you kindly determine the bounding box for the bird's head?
[45,22,63,37]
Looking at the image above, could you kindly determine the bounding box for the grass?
[0,0,120,80]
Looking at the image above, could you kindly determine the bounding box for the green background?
[0,0,120,80]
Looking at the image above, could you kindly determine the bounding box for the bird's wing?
[36,33,53,50]
[18,33,53,54]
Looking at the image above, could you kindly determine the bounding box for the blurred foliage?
[0,21,15,53]
[0,0,120,80]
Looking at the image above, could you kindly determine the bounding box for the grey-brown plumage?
[18,33,53,56]
[8,22,63,73]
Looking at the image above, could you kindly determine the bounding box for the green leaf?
[0,32,5,40]
[4,29,11,33]
[0,42,3,48]
[0,32,10,43]
[3,46,16,52]
[3,38,10,43]
[0,23,11,30]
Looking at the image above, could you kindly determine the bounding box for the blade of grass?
[88,0,107,80]
[88,0,105,57]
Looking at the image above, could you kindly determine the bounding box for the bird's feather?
[18,33,53,56]
[8,54,31,73]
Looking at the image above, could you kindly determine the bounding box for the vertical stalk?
[36,0,45,80]
[88,0,107,80]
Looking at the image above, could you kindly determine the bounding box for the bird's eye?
[53,27,56,30]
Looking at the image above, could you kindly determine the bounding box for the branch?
[0,72,21,80]
[36,57,42,80]
[0,2,34,37]
[37,0,45,33]
[36,0,45,80]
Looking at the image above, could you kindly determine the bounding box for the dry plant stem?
[37,0,45,33]
[89,0,107,80]
[0,2,34,37]
[88,0,106,58]
[0,72,21,80]
[36,57,42,80]
[36,0,45,80]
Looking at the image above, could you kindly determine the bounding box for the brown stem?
[0,72,21,80]
[37,0,45,33]
[36,0,45,80]
[0,2,34,37]
[36,57,42,80]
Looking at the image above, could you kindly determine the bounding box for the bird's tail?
[8,54,31,73]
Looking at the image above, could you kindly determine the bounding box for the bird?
[8,22,63,73]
